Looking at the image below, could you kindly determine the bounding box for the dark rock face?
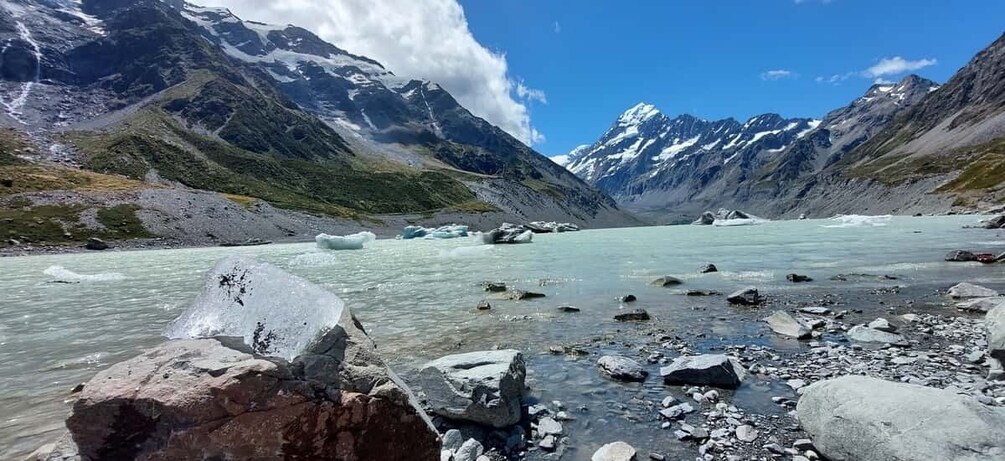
[660,355,746,389]
[84,237,107,250]
[727,287,763,306]
[786,273,813,283]
[614,309,650,321]
[698,264,718,273]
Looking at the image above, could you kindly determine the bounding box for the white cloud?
[873,77,894,85]
[816,56,936,85]
[515,81,547,104]
[864,56,937,78]
[553,21,561,33]
[761,69,795,80]
[200,0,545,146]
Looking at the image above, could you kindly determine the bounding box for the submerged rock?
[417,350,526,428]
[66,258,438,461]
[650,276,684,287]
[660,354,746,389]
[620,294,637,303]
[948,282,999,299]
[614,309,650,322]
[846,325,908,346]
[797,376,1005,461]
[591,441,637,461]
[597,355,648,382]
[945,250,978,262]
[786,273,813,283]
[483,282,507,292]
[764,311,811,339]
[698,264,718,273]
[727,287,763,306]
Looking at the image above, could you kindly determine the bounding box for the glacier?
[315,231,376,250]
[165,257,343,361]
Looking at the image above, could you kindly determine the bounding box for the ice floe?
[315,231,376,250]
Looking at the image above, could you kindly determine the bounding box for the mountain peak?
[617,102,661,126]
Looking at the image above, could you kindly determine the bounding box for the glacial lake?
[1,215,1004,459]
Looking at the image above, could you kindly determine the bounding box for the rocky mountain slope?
[566,33,1005,220]
[0,0,632,250]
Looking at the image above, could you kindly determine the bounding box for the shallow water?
[1,216,1003,458]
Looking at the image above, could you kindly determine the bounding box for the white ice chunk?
[43,265,125,283]
[822,215,892,228]
[401,225,469,240]
[315,231,376,250]
[165,256,344,361]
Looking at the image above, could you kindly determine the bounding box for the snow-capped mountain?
[565,102,818,206]
[0,0,634,245]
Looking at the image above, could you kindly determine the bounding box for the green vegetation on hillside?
[0,204,152,247]
[66,109,477,217]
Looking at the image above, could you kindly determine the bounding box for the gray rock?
[957,297,1005,314]
[692,212,715,226]
[727,287,763,306]
[650,276,684,287]
[846,325,908,346]
[597,355,649,382]
[988,305,1005,377]
[454,439,484,461]
[476,301,492,311]
[558,305,581,313]
[764,311,811,339]
[592,441,637,461]
[867,318,897,332]
[659,402,695,419]
[418,350,526,427]
[537,417,563,435]
[539,434,557,451]
[945,250,978,262]
[797,376,1005,461]
[948,282,999,299]
[799,307,831,315]
[614,309,650,322]
[620,294,637,303]
[483,282,507,292]
[699,264,718,273]
[443,429,464,452]
[660,354,746,389]
[735,424,758,442]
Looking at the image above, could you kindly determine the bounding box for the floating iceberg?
[525,222,580,233]
[315,231,376,250]
[43,265,125,283]
[482,223,533,244]
[712,218,759,227]
[823,215,892,228]
[401,224,469,240]
[165,257,344,361]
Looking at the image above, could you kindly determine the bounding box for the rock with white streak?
[418,350,526,427]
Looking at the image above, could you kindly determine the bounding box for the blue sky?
[457,0,1005,155]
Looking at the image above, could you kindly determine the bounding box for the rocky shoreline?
[22,249,1005,461]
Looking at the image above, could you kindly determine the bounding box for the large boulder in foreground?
[797,376,1005,461]
[418,349,526,428]
[988,305,1005,380]
[65,257,439,461]
[660,354,746,389]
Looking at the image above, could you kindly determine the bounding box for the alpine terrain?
[0,0,633,250]
[564,33,1005,222]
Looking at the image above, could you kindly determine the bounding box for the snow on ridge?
[617,102,660,127]
[796,120,821,139]
[652,135,700,162]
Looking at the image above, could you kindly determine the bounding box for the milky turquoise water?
[1,216,1003,458]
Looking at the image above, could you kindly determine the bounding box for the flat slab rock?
[417,349,526,428]
[597,355,648,382]
[797,375,1005,461]
[948,282,1000,299]
[847,325,908,346]
[660,354,746,389]
[764,311,811,339]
